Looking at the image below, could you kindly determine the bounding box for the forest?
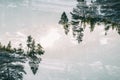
[0,35,44,80]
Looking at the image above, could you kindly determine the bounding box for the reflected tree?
[96,0,120,34]
[59,12,70,35]
[6,41,12,52]
[29,56,41,75]
[59,0,120,43]
[15,43,24,55]
[0,35,45,78]
[26,35,45,75]
[96,0,120,22]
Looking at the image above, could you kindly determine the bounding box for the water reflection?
[59,0,120,43]
[28,56,41,75]
[26,35,44,75]
[0,0,120,80]
[0,35,44,79]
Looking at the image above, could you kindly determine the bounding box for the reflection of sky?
[0,0,120,80]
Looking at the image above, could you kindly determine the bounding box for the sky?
[0,0,120,80]
[0,0,76,46]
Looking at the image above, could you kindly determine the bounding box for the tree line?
[0,35,45,80]
[59,0,120,43]
[0,35,44,56]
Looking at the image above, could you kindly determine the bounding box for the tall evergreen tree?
[26,36,44,75]
[36,44,44,55]
[96,0,120,23]
[27,35,32,54]
[26,35,44,57]
[59,0,120,43]
[0,42,2,50]
[96,0,120,34]
[0,35,45,77]
[6,41,12,52]
[29,39,36,56]
[16,43,24,55]
[59,12,70,34]
[29,56,40,75]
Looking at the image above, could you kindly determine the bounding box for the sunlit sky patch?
[40,28,61,48]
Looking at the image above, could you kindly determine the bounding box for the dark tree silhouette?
[16,43,24,55]
[26,35,45,75]
[59,12,70,35]
[27,35,32,54]
[0,35,45,77]
[0,41,15,53]
[7,41,11,49]
[6,41,12,52]
[0,42,2,49]
[96,0,120,34]
[36,44,44,55]
[26,35,44,57]
[28,56,41,75]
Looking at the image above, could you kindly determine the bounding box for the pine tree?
[29,56,40,75]
[27,35,32,54]
[0,35,45,77]
[29,39,36,56]
[59,12,70,34]
[7,41,11,49]
[59,12,69,24]
[59,0,120,43]
[96,0,120,23]
[16,43,24,55]
[26,36,44,75]
[96,0,120,34]
[36,44,44,55]
[0,42,2,50]
[26,35,44,57]
[2,45,6,51]
[6,41,12,52]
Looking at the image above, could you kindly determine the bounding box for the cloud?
[40,28,61,48]
[16,31,26,37]
[0,31,26,48]
[105,65,120,75]
[7,3,17,8]
[0,0,76,13]
[29,0,76,13]
[100,38,109,45]
[89,61,104,70]
[39,59,66,71]
[5,32,11,36]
